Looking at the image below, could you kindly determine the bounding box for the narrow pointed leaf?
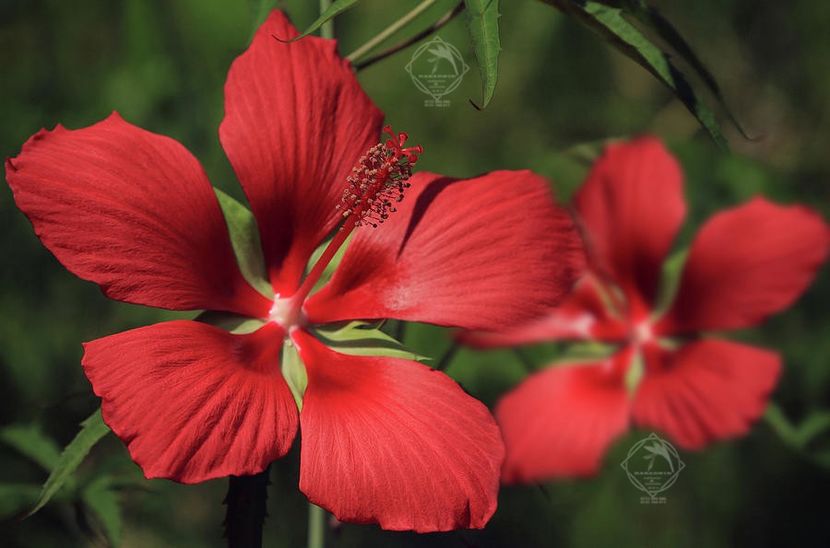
[289,0,361,41]
[214,188,273,298]
[464,0,501,108]
[82,476,122,547]
[544,0,727,147]
[0,424,61,472]
[0,484,40,519]
[27,409,110,517]
[615,0,751,139]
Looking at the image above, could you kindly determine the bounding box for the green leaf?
[0,424,61,472]
[797,412,830,448]
[313,321,429,362]
[290,0,361,41]
[27,409,110,517]
[463,0,501,108]
[195,310,266,334]
[214,188,273,298]
[82,476,122,547]
[613,0,751,140]
[0,484,40,519]
[765,404,830,470]
[544,0,727,148]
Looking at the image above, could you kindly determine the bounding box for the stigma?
[336,125,423,228]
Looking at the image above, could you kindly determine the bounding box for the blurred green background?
[1,0,828,546]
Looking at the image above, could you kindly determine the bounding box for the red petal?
[496,354,632,483]
[305,170,584,330]
[575,137,686,307]
[5,114,270,317]
[83,321,297,483]
[219,11,384,295]
[657,198,830,333]
[460,275,628,348]
[292,329,502,532]
[632,340,780,450]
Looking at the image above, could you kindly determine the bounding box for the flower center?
[268,295,305,329]
[631,320,654,346]
[269,125,422,327]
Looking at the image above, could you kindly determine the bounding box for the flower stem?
[346,0,437,63]
[354,2,465,71]
[307,503,326,548]
[223,467,270,548]
[319,0,334,39]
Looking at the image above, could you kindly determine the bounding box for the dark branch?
[223,466,270,548]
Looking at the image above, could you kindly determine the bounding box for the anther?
[336,125,423,228]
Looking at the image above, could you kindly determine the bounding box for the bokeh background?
[1,0,829,546]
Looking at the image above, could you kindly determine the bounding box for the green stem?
[320,0,334,39]
[346,0,437,62]
[307,503,326,548]
[354,2,465,71]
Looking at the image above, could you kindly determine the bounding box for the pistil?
[275,126,422,324]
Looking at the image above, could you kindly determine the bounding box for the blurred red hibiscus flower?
[4,11,583,531]
[464,137,830,484]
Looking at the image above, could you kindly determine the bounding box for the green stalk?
[320,0,334,39]
[346,0,437,62]
[307,503,326,548]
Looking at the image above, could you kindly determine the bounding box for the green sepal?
[195,310,266,334]
[653,248,688,317]
[546,341,619,366]
[313,321,429,362]
[214,188,273,299]
[624,351,645,394]
[305,232,353,293]
[26,408,110,517]
[463,0,501,108]
[281,339,308,410]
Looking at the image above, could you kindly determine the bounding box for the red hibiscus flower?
[464,137,830,484]
[4,11,582,531]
